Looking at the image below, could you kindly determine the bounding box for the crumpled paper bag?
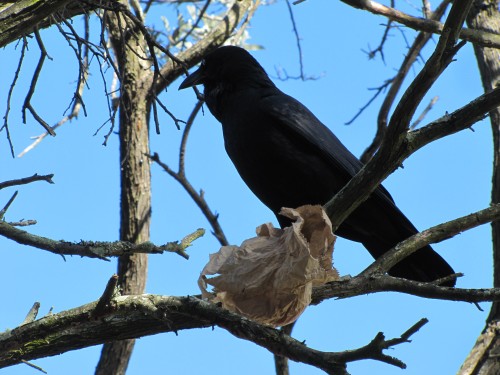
[198,205,339,327]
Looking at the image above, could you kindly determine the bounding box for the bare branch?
[179,100,204,175]
[325,1,475,230]
[150,152,229,246]
[339,0,500,48]
[333,318,429,369]
[2,37,28,158]
[312,273,500,304]
[0,0,73,48]
[362,0,396,64]
[408,85,500,149]
[19,360,47,374]
[8,220,37,227]
[359,0,449,162]
[150,100,229,246]
[0,191,19,219]
[285,0,306,80]
[0,174,54,190]
[21,29,56,136]
[154,97,186,131]
[345,79,393,126]
[274,322,295,375]
[155,0,254,93]
[313,204,500,304]
[0,294,429,373]
[410,95,439,129]
[364,204,500,276]
[0,220,204,260]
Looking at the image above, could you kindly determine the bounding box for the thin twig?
[286,0,305,80]
[155,97,186,130]
[18,17,97,156]
[178,0,212,49]
[362,0,395,64]
[179,100,204,175]
[359,0,450,162]
[21,29,56,136]
[20,360,47,374]
[0,191,18,219]
[150,100,229,245]
[150,152,228,246]
[345,79,393,125]
[2,38,28,158]
[410,96,439,129]
[339,0,500,48]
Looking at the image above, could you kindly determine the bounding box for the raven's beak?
[179,67,204,90]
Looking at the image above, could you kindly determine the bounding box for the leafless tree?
[1,1,500,374]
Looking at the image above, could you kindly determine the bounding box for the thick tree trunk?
[459,2,500,374]
[95,4,152,374]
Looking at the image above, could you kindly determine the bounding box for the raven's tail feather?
[361,240,456,287]
[336,196,456,287]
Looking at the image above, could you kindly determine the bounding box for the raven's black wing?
[261,92,395,205]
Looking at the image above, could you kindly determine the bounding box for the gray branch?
[314,204,500,304]
[0,291,429,374]
[340,0,500,48]
[324,0,483,231]
[0,220,204,260]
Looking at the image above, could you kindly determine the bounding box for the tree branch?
[360,0,450,162]
[5,201,500,372]
[0,0,73,48]
[364,204,500,276]
[0,174,54,190]
[0,292,428,374]
[324,0,477,231]
[0,220,204,260]
[154,0,254,92]
[312,273,500,304]
[409,85,500,149]
[340,0,500,48]
[314,204,500,303]
[150,152,229,246]
[18,17,92,157]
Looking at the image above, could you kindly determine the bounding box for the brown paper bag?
[198,205,338,327]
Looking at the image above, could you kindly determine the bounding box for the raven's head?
[179,46,274,95]
[179,46,275,120]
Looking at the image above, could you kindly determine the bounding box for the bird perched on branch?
[179,46,455,286]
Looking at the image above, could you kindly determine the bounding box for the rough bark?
[0,293,431,375]
[0,0,95,48]
[459,2,500,374]
[94,4,152,374]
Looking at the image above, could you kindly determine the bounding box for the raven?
[179,46,455,286]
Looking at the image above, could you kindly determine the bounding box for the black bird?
[179,46,455,286]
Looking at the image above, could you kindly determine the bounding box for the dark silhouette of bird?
[179,46,455,286]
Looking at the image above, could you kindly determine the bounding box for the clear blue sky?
[1,1,493,374]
